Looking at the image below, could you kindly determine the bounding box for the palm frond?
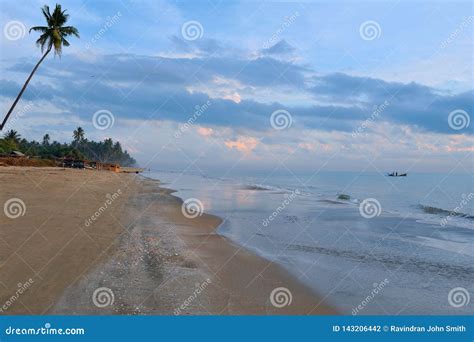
[35,32,51,52]
[52,4,69,27]
[41,5,52,25]
[60,9,70,24]
[60,26,79,38]
[29,26,48,33]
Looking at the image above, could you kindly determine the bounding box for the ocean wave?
[317,199,347,205]
[418,204,474,220]
[243,184,272,191]
[335,193,360,204]
[286,243,473,280]
[316,193,361,205]
[242,183,306,195]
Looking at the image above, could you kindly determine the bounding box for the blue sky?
[0,0,472,173]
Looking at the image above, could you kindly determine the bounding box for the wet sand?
[0,167,335,315]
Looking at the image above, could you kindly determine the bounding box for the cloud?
[196,126,213,137]
[261,39,295,55]
[168,35,227,57]
[0,79,54,101]
[7,53,308,88]
[1,51,472,137]
[224,136,259,154]
[309,73,474,134]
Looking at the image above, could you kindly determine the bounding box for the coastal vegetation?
[0,127,136,166]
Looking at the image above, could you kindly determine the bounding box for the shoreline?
[0,167,336,315]
[53,173,337,314]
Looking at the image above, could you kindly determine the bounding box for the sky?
[0,0,472,174]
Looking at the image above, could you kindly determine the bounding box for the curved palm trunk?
[0,47,51,131]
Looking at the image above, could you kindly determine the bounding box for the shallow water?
[145,170,474,315]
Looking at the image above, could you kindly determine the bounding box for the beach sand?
[0,167,335,315]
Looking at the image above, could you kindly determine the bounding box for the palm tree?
[42,134,50,146]
[0,4,79,131]
[73,127,85,144]
[4,130,21,143]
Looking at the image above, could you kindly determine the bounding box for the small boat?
[387,172,407,177]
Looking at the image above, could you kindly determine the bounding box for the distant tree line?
[0,127,136,166]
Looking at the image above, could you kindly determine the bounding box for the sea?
[144,169,473,315]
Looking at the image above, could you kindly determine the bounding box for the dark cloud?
[309,73,474,134]
[310,73,435,104]
[2,53,472,135]
[0,79,55,101]
[8,53,308,88]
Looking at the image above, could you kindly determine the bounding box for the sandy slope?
[0,167,335,315]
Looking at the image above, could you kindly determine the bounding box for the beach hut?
[103,163,120,172]
[9,151,26,158]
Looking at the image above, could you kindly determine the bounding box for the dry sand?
[0,167,335,315]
